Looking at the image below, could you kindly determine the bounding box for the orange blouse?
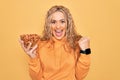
[28,37,90,80]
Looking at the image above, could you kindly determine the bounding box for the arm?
[19,35,43,80]
[28,41,43,80]
[75,37,91,80]
[75,54,90,80]
[28,54,43,80]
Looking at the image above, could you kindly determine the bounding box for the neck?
[51,36,66,45]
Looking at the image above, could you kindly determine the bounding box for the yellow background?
[0,0,120,80]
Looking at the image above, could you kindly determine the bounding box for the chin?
[55,36,64,40]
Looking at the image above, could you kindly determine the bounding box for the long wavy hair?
[41,5,82,49]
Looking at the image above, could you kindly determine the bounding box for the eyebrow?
[51,19,66,21]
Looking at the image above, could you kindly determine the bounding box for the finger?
[19,38,28,50]
[30,44,38,53]
[27,42,32,50]
[79,37,89,42]
[18,37,23,44]
[33,50,36,54]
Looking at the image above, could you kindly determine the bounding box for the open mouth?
[55,30,63,37]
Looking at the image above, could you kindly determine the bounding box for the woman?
[19,5,91,80]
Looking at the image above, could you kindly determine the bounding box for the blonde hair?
[41,5,82,49]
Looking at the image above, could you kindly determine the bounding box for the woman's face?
[50,11,67,40]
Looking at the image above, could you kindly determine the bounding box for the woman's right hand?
[19,39,38,58]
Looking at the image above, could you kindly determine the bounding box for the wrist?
[29,53,36,58]
[80,48,91,55]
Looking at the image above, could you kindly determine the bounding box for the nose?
[56,22,60,29]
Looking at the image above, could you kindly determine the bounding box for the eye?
[61,20,65,23]
[51,20,56,24]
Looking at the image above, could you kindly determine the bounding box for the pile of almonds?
[20,34,40,48]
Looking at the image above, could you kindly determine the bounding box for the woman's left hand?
[78,37,90,50]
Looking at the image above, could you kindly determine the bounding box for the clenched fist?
[78,37,90,50]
